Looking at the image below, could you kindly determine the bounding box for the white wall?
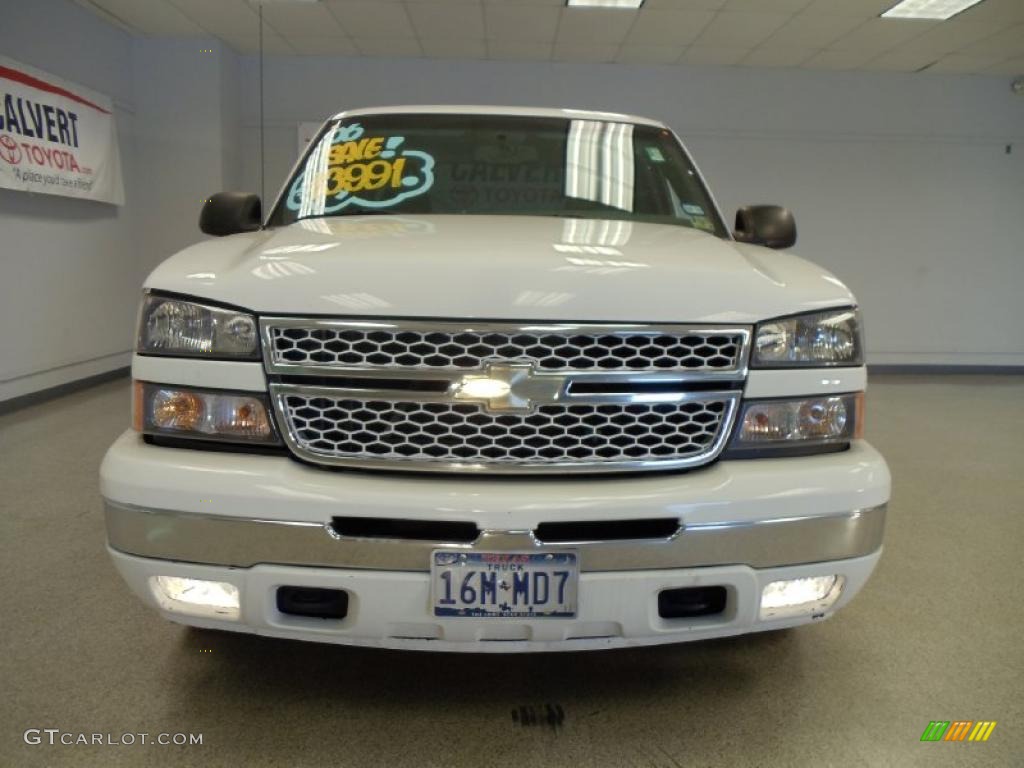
[238,56,1024,367]
[220,45,244,193]
[0,4,244,404]
[0,0,139,401]
[131,38,241,276]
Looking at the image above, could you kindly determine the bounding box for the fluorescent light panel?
[567,0,645,9]
[881,0,985,20]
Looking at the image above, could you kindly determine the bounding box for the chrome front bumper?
[105,500,885,572]
[101,432,890,650]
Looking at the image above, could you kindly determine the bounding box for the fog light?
[759,575,843,620]
[150,576,240,620]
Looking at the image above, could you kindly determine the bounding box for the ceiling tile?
[325,1,414,38]
[259,3,345,38]
[722,0,812,11]
[616,44,685,64]
[623,10,715,46]
[419,37,487,57]
[828,18,938,55]
[958,25,1024,58]
[481,0,564,5]
[984,56,1024,74]
[924,52,1015,73]
[692,12,792,48]
[643,0,727,9]
[88,0,205,36]
[486,39,553,59]
[354,37,423,57]
[957,0,1024,24]
[742,46,817,67]
[66,0,1024,74]
[287,36,360,56]
[801,0,894,18]
[761,13,864,48]
[483,5,562,41]
[556,8,638,44]
[860,49,941,71]
[552,43,621,62]
[682,45,750,65]
[899,20,1005,53]
[406,1,485,39]
[166,0,259,36]
[800,47,876,69]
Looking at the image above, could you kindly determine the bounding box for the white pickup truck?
[100,105,890,652]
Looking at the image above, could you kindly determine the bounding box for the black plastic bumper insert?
[658,586,727,619]
[276,586,349,619]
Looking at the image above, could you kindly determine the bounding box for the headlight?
[137,294,259,359]
[133,382,280,444]
[752,308,862,367]
[725,393,863,456]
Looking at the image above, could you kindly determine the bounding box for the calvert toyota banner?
[0,55,124,205]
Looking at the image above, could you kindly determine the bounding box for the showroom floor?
[1,374,1020,767]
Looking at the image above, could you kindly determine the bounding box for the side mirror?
[733,205,796,249]
[199,192,262,237]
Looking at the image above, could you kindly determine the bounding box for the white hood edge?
[144,215,856,324]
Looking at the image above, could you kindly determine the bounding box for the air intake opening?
[331,517,479,543]
[534,518,680,543]
[276,586,349,619]
[658,586,727,619]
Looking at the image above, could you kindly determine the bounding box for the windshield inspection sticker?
[682,203,705,216]
[286,122,434,214]
[645,146,665,162]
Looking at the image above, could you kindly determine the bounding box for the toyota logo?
[0,134,22,165]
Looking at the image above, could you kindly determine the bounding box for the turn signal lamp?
[133,382,278,444]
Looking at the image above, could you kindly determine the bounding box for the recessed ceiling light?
[881,0,986,20]
[567,0,645,9]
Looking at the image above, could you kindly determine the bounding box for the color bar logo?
[920,721,997,742]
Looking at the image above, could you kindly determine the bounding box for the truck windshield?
[268,114,727,237]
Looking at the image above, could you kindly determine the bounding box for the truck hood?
[145,215,855,323]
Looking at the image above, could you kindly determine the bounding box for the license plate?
[431,551,578,618]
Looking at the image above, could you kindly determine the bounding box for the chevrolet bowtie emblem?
[452,362,565,412]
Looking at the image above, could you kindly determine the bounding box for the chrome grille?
[262,318,750,474]
[265,321,745,374]
[274,389,738,472]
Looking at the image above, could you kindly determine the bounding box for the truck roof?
[329,104,668,128]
